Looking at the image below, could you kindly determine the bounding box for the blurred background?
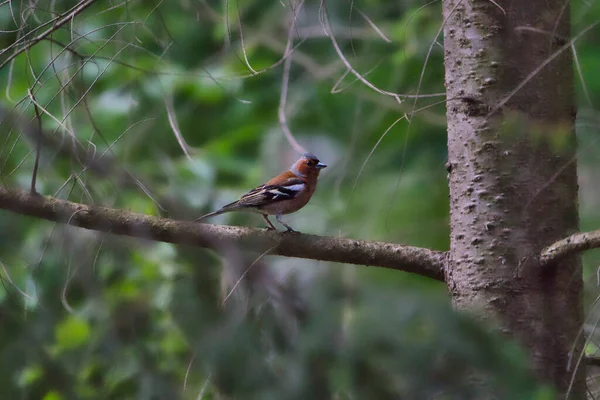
[0,0,599,398]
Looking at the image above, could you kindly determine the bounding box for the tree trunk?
[443,0,584,396]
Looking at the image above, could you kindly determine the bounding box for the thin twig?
[27,89,42,194]
[164,95,194,161]
[222,245,276,305]
[278,0,306,154]
[319,0,445,102]
[0,0,99,70]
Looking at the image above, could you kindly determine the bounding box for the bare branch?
[164,96,194,161]
[0,186,446,281]
[541,230,600,266]
[587,357,600,368]
[0,0,99,71]
[27,89,43,194]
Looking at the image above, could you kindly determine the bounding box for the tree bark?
[443,0,584,396]
[0,187,446,280]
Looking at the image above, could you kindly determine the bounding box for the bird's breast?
[259,189,313,215]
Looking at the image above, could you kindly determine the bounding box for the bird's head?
[291,152,327,178]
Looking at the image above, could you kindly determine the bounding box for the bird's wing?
[223,177,305,209]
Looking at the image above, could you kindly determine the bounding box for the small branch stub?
[541,230,600,266]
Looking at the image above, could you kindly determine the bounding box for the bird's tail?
[195,208,228,222]
[196,199,245,221]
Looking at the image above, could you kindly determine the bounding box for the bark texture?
[443,0,584,396]
[542,229,600,266]
[0,187,446,280]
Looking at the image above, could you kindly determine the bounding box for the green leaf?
[42,391,64,400]
[55,316,91,350]
[17,365,43,387]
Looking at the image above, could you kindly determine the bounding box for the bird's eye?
[306,161,314,166]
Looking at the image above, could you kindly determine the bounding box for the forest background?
[1,0,600,398]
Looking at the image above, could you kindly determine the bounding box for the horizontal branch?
[587,357,600,368]
[540,230,600,266]
[0,187,446,281]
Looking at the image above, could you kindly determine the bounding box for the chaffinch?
[196,153,327,232]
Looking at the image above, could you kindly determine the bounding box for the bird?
[196,153,327,232]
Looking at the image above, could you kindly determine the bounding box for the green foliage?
[54,316,91,351]
[0,0,599,398]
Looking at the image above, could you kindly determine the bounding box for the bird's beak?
[316,162,327,169]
